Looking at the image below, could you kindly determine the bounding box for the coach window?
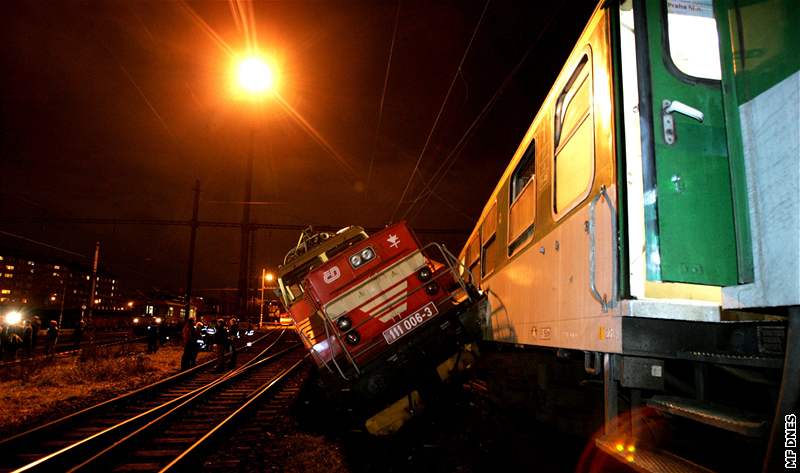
[481,203,498,277]
[553,53,594,216]
[467,235,481,284]
[666,0,721,80]
[508,140,536,255]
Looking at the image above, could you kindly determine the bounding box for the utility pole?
[237,128,255,320]
[57,279,67,328]
[184,180,200,321]
[83,241,100,358]
[259,268,266,328]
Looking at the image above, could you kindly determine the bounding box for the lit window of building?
[86,276,90,281]
[6,265,14,270]
[4,273,12,278]
[1,289,10,294]
[54,265,60,270]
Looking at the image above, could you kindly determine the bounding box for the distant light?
[165,336,170,341]
[155,317,162,324]
[626,455,635,463]
[5,311,22,325]
[236,55,277,95]
[615,443,624,452]
[127,301,134,308]
[50,296,57,302]
[133,317,140,324]
[265,272,275,282]
[627,445,635,453]
[246,342,253,347]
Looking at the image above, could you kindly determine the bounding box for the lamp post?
[259,269,275,328]
[232,53,278,321]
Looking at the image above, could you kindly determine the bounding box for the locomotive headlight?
[417,267,432,282]
[360,248,374,261]
[425,282,439,295]
[345,331,360,345]
[349,246,375,269]
[336,316,352,331]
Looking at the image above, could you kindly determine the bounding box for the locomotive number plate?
[382,302,438,345]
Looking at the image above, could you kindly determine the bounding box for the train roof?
[277,225,367,280]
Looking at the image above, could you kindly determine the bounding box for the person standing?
[227,318,238,369]
[46,320,59,356]
[30,316,41,355]
[72,320,84,350]
[146,320,159,354]
[180,317,198,370]
[21,320,33,358]
[213,319,228,372]
[5,324,21,361]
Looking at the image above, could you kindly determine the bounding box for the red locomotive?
[277,222,485,432]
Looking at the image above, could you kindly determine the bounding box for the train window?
[666,0,721,81]
[554,53,594,215]
[511,142,535,203]
[481,203,498,277]
[509,140,536,253]
[466,236,481,284]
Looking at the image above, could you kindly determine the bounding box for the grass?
[0,344,212,438]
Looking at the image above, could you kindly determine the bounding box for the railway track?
[0,335,147,369]
[0,329,305,473]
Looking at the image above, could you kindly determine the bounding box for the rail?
[6,330,295,473]
[0,331,272,450]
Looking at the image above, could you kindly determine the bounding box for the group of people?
[180,317,240,371]
[1,317,62,361]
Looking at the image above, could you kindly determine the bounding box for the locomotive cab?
[277,222,486,427]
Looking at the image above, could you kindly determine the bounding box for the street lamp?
[4,310,22,325]
[259,269,275,328]
[232,54,279,100]
[232,51,280,322]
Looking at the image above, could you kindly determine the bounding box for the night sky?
[0,0,596,293]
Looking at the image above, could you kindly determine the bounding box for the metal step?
[595,435,715,473]
[647,395,768,437]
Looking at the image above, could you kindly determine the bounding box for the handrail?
[588,186,618,313]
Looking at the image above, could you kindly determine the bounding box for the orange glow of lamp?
[235,55,278,98]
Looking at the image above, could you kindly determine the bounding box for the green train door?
[644,0,739,285]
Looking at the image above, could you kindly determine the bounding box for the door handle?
[662,99,704,145]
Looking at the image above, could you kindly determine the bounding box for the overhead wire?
[364,0,402,199]
[388,0,492,224]
[403,3,565,223]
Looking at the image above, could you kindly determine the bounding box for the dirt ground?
[0,343,212,438]
[239,368,630,473]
